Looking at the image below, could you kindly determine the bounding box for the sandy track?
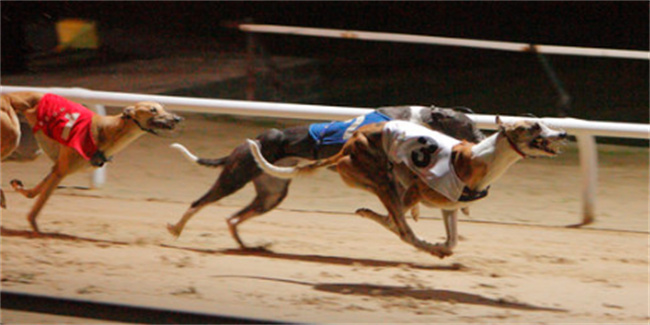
[1,115,648,323]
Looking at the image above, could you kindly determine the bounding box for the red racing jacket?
[33,93,98,161]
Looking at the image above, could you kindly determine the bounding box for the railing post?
[245,18,257,101]
[90,104,107,188]
[574,133,598,226]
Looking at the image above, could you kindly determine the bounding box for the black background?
[2,2,648,128]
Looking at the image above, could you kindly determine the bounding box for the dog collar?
[504,133,527,159]
[458,186,490,202]
[90,150,111,167]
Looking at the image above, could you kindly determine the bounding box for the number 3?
[410,137,439,168]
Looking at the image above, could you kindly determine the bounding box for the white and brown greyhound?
[249,117,567,258]
[2,91,182,233]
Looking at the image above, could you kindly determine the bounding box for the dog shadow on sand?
[211,274,567,313]
[1,226,566,313]
[2,225,459,271]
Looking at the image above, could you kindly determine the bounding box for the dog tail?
[170,143,227,168]
[247,139,339,179]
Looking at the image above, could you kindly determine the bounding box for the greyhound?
[249,117,567,258]
[2,91,182,232]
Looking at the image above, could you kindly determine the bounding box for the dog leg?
[441,209,459,251]
[337,150,451,257]
[167,206,204,237]
[355,208,453,258]
[401,184,421,222]
[355,208,400,234]
[26,173,65,232]
[11,164,66,232]
[0,189,6,209]
[10,172,57,199]
[410,205,420,221]
[362,177,454,258]
[227,174,290,249]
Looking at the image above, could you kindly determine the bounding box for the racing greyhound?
[2,91,182,232]
[168,105,485,249]
[250,117,567,258]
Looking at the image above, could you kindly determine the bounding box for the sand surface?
[1,114,648,324]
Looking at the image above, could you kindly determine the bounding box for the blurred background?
[2,2,648,138]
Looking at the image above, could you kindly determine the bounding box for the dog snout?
[172,115,184,123]
[558,131,567,139]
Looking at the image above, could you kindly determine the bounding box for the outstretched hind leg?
[227,173,291,250]
[167,166,254,237]
[167,205,204,237]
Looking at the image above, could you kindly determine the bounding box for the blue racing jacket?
[308,111,391,146]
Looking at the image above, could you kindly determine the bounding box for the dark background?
[2,2,648,129]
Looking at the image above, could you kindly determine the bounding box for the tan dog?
[2,91,182,232]
[0,94,23,208]
[249,118,566,258]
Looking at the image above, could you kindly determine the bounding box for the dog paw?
[245,243,273,252]
[0,189,6,209]
[9,179,23,190]
[416,240,454,259]
[355,208,371,215]
[410,205,420,222]
[166,223,182,237]
[430,246,454,259]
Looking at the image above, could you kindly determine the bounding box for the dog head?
[122,101,183,135]
[428,106,486,143]
[497,116,567,158]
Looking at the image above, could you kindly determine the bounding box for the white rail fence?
[2,85,649,225]
[239,24,650,60]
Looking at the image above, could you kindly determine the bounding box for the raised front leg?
[355,208,454,258]
[11,167,66,232]
[10,149,79,232]
[10,172,57,199]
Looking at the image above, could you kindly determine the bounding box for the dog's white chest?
[382,121,466,202]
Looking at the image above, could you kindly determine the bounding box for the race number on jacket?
[382,120,466,202]
[33,93,98,161]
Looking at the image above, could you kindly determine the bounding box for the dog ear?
[496,116,506,133]
[122,106,136,119]
[430,107,447,120]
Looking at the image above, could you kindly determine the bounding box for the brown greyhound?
[249,118,567,258]
[2,91,182,232]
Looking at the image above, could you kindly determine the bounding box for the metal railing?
[238,24,650,60]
